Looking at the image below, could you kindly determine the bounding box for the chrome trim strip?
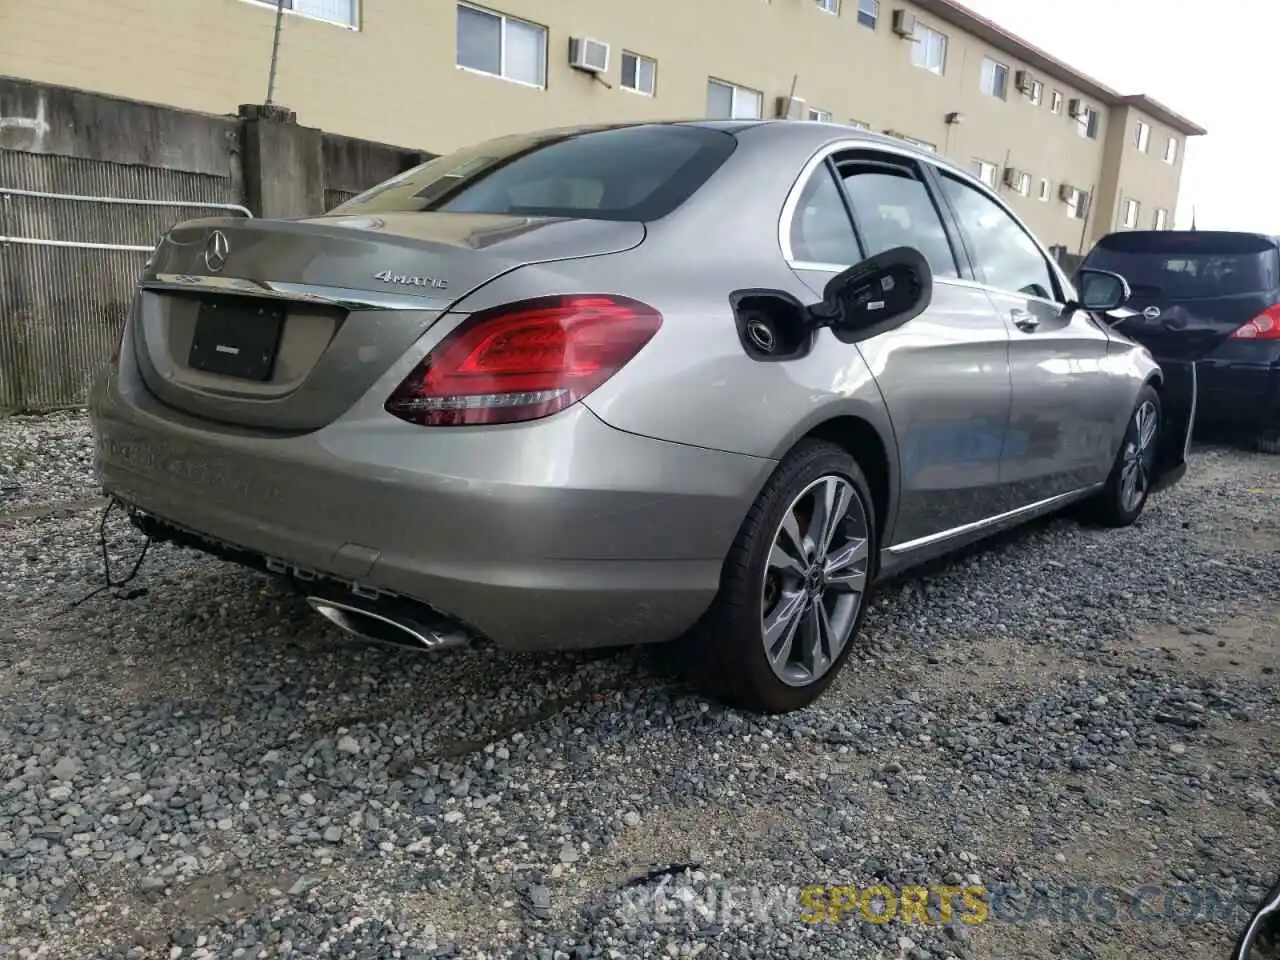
[777,137,1074,305]
[143,273,443,311]
[886,484,1103,555]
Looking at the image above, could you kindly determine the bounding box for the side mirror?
[807,246,934,336]
[1069,267,1131,313]
[1231,874,1280,960]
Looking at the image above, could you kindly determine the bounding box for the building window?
[1134,120,1151,153]
[706,79,762,119]
[1038,178,1051,202]
[1075,105,1099,139]
[980,58,1008,100]
[1012,171,1031,196]
[971,160,998,189]
[1164,137,1179,164]
[816,0,840,14]
[456,4,547,87]
[857,0,878,28]
[1028,79,1044,106]
[808,108,833,122]
[620,52,656,95]
[1122,198,1140,229]
[1050,90,1063,115]
[911,24,947,75]
[248,0,359,28]
[890,132,936,152]
[1065,187,1086,220]
[849,119,871,130]
[1154,207,1169,230]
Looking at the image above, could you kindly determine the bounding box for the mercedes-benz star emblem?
[204,230,230,273]
[1142,306,1162,320]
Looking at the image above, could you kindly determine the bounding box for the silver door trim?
[885,484,1104,555]
[142,274,441,311]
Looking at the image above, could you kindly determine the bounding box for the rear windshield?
[331,124,737,222]
[1083,232,1280,299]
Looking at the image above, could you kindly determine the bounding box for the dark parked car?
[1080,230,1280,451]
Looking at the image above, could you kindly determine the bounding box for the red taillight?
[1229,304,1280,340]
[385,294,663,426]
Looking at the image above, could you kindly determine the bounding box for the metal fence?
[0,153,249,412]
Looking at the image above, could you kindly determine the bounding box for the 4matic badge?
[374,270,449,290]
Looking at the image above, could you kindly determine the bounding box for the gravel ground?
[1,409,1278,960]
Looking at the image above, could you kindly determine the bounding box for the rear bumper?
[1190,341,1280,431]
[88,356,774,650]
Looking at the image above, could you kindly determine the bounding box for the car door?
[931,169,1123,504]
[786,148,1014,547]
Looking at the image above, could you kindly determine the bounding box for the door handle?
[1010,309,1040,332]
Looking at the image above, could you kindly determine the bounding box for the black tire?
[682,439,877,714]
[1084,384,1161,528]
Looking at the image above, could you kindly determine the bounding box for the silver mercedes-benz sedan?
[89,120,1197,714]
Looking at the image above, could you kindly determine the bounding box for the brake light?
[385,294,662,426]
[1229,304,1280,340]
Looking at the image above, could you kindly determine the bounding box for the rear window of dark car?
[331,124,737,222]
[1082,231,1280,299]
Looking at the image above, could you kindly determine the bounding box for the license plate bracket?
[188,297,286,381]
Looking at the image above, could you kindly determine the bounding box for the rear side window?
[1084,232,1280,299]
[836,157,960,278]
[332,124,737,222]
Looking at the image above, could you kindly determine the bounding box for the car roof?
[1094,229,1280,249]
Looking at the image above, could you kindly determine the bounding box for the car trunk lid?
[1081,230,1280,361]
[132,212,645,432]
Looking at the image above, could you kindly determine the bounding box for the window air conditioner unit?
[568,37,610,74]
[891,9,916,36]
[1058,183,1077,202]
[776,95,807,120]
[1015,70,1034,93]
[1067,98,1086,118]
[1001,167,1023,189]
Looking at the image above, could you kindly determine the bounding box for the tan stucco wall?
[2,0,1191,252]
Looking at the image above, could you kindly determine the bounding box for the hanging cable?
[47,498,152,620]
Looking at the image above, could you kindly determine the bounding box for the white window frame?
[980,58,1009,100]
[856,0,878,29]
[972,160,998,189]
[1013,171,1031,197]
[1037,178,1051,202]
[1028,79,1043,106]
[243,0,359,29]
[456,3,548,88]
[911,24,947,75]
[816,0,840,14]
[620,51,657,96]
[1076,105,1099,140]
[808,108,833,122]
[1065,187,1085,220]
[892,133,936,152]
[706,78,763,120]
[1122,198,1140,229]
[1134,120,1151,153]
[1154,207,1169,230]
[849,119,871,130]
[1164,137,1179,164]
[1050,90,1063,115]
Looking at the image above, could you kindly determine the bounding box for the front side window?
[980,58,1008,100]
[706,79,763,119]
[788,167,861,266]
[456,4,547,87]
[621,52,657,95]
[333,125,736,222]
[911,24,948,74]
[939,174,1057,300]
[838,159,959,278]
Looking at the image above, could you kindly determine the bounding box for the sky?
[956,0,1273,233]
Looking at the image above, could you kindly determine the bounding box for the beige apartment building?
[2,0,1205,252]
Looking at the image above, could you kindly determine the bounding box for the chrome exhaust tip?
[305,596,469,653]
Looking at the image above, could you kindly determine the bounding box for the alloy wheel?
[760,475,870,687]
[1120,399,1158,513]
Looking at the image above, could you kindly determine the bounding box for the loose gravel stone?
[1,412,1278,960]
